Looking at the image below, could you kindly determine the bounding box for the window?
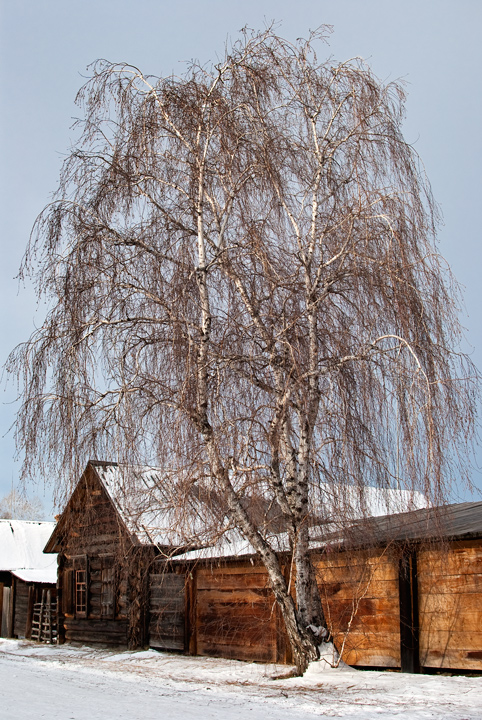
[75,569,87,615]
[72,556,89,618]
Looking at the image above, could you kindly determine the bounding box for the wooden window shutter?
[100,555,116,620]
[62,569,74,615]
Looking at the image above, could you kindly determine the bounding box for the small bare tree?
[0,490,44,520]
[8,27,478,673]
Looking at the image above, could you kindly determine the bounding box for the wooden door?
[149,572,186,651]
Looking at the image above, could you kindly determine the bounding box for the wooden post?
[0,582,4,637]
[188,567,197,656]
[25,585,35,639]
[47,589,52,643]
[8,577,16,638]
[399,550,420,673]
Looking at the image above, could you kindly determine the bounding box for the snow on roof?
[0,519,57,584]
[93,462,226,549]
[310,484,428,521]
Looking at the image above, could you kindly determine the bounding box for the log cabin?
[0,519,57,640]
[43,460,222,648]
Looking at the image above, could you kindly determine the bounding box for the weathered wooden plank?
[322,596,399,619]
[335,630,400,654]
[418,546,482,576]
[196,565,269,576]
[197,607,275,627]
[65,632,126,645]
[421,647,482,670]
[150,573,187,585]
[150,636,185,651]
[196,573,270,591]
[64,617,127,630]
[196,588,272,605]
[419,629,482,652]
[197,638,277,663]
[342,644,400,667]
[319,580,399,601]
[317,563,399,584]
[150,600,185,614]
[328,612,400,635]
[419,589,482,612]
[150,588,185,603]
[419,573,482,594]
[150,587,186,601]
[150,616,185,630]
[420,608,481,633]
[316,554,396,570]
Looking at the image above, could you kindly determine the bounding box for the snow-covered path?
[1,639,481,720]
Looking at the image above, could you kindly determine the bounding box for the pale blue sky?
[1,0,481,516]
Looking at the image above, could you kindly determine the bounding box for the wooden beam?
[25,585,35,639]
[399,551,420,673]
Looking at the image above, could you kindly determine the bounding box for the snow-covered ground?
[1,639,481,720]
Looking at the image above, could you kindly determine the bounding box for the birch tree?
[8,27,478,673]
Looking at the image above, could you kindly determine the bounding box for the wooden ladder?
[30,589,58,643]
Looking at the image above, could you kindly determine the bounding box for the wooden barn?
[149,501,482,673]
[43,460,221,648]
[0,519,57,641]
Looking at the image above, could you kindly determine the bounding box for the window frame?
[72,555,89,619]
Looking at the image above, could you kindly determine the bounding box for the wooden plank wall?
[315,549,401,668]
[194,564,281,663]
[418,539,482,671]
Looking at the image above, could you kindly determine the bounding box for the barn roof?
[0,519,57,584]
[326,500,482,547]
[173,500,482,562]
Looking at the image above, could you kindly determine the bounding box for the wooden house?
[0,519,57,641]
[43,460,221,648]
